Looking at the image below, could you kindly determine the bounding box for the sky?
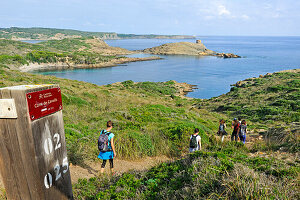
[1,0,300,36]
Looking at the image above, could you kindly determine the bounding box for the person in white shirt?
[189,128,201,152]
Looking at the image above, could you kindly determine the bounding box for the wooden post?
[0,85,73,200]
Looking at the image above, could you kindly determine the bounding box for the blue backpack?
[98,130,111,152]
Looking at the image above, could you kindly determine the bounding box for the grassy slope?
[0,68,299,199]
[196,70,300,127]
[70,70,298,199]
[0,37,97,55]
[0,39,53,56]
[0,69,224,163]
[73,142,299,199]
[0,38,129,68]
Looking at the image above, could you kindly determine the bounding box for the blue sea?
[36,36,300,99]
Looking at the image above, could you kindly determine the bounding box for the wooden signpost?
[0,85,73,199]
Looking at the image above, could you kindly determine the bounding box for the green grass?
[73,142,299,199]
[39,38,91,52]
[0,50,119,67]
[1,68,299,199]
[0,70,221,163]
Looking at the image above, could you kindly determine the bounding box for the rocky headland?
[19,56,162,72]
[142,40,240,58]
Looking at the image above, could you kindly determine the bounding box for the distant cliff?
[0,27,195,40]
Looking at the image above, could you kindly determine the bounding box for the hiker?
[218,119,227,142]
[189,128,201,152]
[239,120,247,144]
[231,118,240,142]
[238,117,242,141]
[98,120,117,175]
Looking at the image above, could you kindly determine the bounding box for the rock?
[216,53,241,58]
[235,81,243,87]
[259,75,264,78]
[196,40,202,44]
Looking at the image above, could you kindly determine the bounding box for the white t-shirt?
[190,134,201,150]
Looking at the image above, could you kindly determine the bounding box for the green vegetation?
[121,80,177,96]
[39,38,92,52]
[0,39,50,56]
[0,37,96,56]
[199,71,300,125]
[0,51,119,67]
[0,70,221,163]
[0,37,132,69]
[0,27,117,39]
[0,65,299,199]
[0,27,194,40]
[73,142,299,199]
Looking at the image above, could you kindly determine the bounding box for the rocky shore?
[19,56,162,72]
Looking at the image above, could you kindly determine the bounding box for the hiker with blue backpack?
[189,128,201,152]
[239,120,247,144]
[98,120,117,175]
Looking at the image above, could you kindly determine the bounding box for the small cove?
[36,36,300,99]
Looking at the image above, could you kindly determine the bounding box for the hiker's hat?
[234,118,237,120]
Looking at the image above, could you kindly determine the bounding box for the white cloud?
[218,5,231,16]
[241,14,250,20]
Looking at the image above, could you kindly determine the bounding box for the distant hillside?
[0,27,195,40]
[0,37,162,71]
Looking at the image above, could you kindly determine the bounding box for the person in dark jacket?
[231,118,240,142]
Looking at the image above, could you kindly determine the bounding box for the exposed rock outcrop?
[215,53,241,58]
[19,56,162,72]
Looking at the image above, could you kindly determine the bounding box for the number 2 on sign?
[44,133,61,155]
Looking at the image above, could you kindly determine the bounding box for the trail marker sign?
[0,85,73,200]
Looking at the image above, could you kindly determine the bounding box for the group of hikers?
[187,117,247,153]
[217,117,247,144]
[98,118,247,174]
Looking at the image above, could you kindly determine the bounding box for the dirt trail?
[70,156,171,183]
[0,156,171,190]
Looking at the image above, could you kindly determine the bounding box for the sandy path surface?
[70,156,171,183]
[0,156,171,190]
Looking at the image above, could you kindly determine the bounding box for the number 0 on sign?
[44,173,53,189]
[44,138,53,155]
[43,133,62,155]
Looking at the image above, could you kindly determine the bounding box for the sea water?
[36,36,300,99]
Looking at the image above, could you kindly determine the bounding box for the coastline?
[19,56,162,72]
